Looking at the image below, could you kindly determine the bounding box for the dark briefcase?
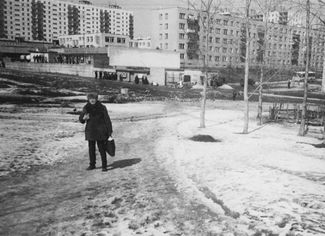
[105,139,115,157]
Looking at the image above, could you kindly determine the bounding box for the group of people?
[33,55,48,63]
[94,71,120,81]
[54,55,85,64]
[134,75,149,85]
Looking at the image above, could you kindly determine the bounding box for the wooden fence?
[269,103,325,137]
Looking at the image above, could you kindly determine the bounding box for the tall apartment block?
[152,7,325,71]
[0,0,134,43]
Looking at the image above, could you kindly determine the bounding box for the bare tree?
[242,0,252,134]
[287,0,325,92]
[254,0,292,125]
[298,0,311,136]
[316,0,325,93]
[188,0,221,128]
[255,0,272,126]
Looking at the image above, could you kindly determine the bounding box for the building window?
[159,13,163,20]
[164,23,168,29]
[165,33,168,39]
[159,33,162,40]
[179,33,185,39]
[180,53,184,59]
[223,38,227,44]
[164,43,168,49]
[223,29,228,35]
[165,13,168,20]
[179,23,185,30]
[215,37,220,43]
[179,43,185,49]
[179,13,185,19]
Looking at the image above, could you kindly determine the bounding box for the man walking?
[79,92,113,171]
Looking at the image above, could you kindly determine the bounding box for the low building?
[108,47,180,85]
[58,33,129,48]
[129,37,152,49]
[0,39,54,61]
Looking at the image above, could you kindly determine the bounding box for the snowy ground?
[156,100,325,235]
[0,100,324,235]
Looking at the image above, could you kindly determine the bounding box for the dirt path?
[0,104,233,236]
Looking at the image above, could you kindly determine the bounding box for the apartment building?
[152,7,324,70]
[152,7,255,69]
[58,33,129,48]
[0,0,134,42]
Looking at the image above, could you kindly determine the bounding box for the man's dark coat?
[79,101,112,141]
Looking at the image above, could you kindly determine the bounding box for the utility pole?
[298,0,311,136]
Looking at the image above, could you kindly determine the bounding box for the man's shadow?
[107,158,141,170]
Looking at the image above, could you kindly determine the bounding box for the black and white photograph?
[0,0,325,235]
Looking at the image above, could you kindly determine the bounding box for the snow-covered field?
[156,100,325,235]
[0,100,324,235]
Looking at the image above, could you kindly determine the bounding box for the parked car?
[240,78,255,87]
[292,71,316,82]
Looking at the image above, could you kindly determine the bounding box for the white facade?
[151,7,325,70]
[58,33,129,48]
[129,37,152,49]
[152,7,244,68]
[0,0,133,42]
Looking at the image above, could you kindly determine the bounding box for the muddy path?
[0,104,233,236]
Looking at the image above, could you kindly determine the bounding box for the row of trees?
[192,0,325,137]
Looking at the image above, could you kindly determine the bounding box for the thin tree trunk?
[258,66,263,125]
[243,0,251,134]
[200,8,210,128]
[299,0,310,136]
[322,50,325,93]
[200,70,208,128]
[257,0,271,126]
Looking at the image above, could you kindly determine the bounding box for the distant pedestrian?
[135,75,139,84]
[232,90,238,100]
[288,79,291,89]
[79,92,113,172]
[144,76,149,85]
